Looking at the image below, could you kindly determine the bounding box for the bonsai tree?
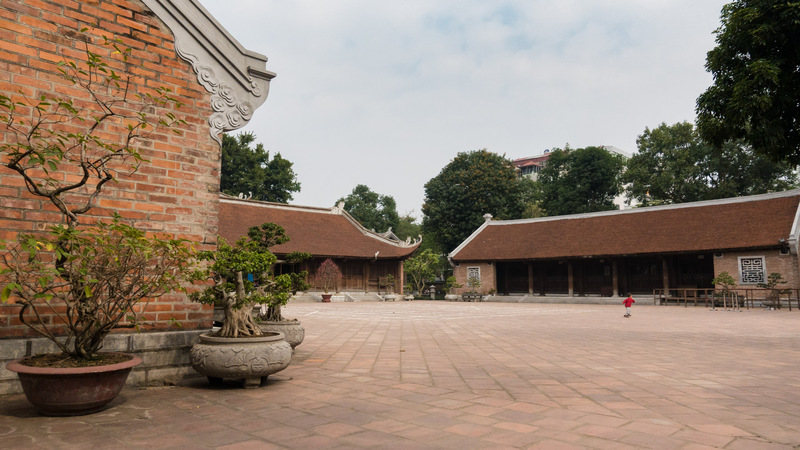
[379,274,395,294]
[467,276,481,293]
[191,224,296,337]
[444,276,462,294]
[712,271,737,310]
[759,272,789,308]
[314,258,342,293]
[248,223,311,322]
[0,32,191,363]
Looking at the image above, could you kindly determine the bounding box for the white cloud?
[198,0,727,219]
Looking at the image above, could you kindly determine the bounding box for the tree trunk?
[217,271,262,338]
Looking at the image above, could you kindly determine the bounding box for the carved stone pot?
[190,332,292,388]
[7,353,141,416]
[258,320,304,350]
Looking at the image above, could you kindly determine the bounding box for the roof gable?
[451,190,800,262]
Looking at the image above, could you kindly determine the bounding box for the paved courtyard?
[2,301,800,449]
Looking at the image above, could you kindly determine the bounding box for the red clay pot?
[321,294,332,302]
[7,352,142,416]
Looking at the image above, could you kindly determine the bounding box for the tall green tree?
[336,184,400,233]
[696,0,800,164]
[537,146,625,216]
[422,149,525,252]
[404,249,441,295]
[220,132,301,202]
[395,213,422,241]
[624,122,798,205]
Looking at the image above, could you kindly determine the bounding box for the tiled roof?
[218,196,421,259]
[450,190,800,262]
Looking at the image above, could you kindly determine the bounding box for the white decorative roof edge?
[486,189,800,227]
[142,0,275,144]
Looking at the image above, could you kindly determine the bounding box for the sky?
[199,0,729,220]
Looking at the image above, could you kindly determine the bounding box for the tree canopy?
[220,132,301,203]
[422,149,525,252]
[696,0,800,164]
[536,146,625,216]
[336,184,400,233]
[623,122,798,205]
[395,213,422,242]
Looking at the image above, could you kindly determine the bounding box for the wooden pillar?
[612,259,619,297]
[364,261,370,293]
[503,264,510,295]
[528,262,534,295]
[397,261,404,295]
[662,256,670,297]
[568,261,574,297]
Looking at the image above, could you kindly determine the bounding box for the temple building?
[449,190,800,298]
[218,195,421,296]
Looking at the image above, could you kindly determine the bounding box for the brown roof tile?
[451,191,800,262]
[219,197,420,259]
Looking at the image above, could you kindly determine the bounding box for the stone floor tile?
[4,302,800,448]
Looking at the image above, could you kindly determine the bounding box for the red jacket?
[623,297,635,307]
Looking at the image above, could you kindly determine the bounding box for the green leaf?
[1,285,13,302]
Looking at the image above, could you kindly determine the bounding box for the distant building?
[512,146,634,210]
[218,195,421,295]
[449,190,800,298]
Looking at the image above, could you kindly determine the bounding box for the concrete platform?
[2,301,800,448]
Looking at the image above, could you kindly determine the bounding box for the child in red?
[623,294,635,317]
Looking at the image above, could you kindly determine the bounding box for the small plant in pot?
[1,218,200,415]
[462,276,483,302]
[0,31,191,415]
[189,223,294,388]
[313,258,342,302]
[444,276,462,301]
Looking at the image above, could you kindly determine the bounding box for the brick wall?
[0,0,218,338]
[453,262,496,295]
[713,249,800,289]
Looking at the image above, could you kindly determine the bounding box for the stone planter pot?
[258,320,305,350]
[7,352,142,416]
[190,332,292,388]
[321,293,332,302]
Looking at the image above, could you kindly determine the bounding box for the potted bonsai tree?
[380,274,396,301]
[711,271,736,310]
[444,276,463,301]
[250,223,311,350]
[0,32,194,415]
[314,258,342,302]
[463,276,483,302]
[189,223,294,388]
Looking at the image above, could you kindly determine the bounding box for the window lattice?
[740,257,765,284]
[467,267,481,282]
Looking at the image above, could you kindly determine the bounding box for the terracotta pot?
[321,293,332,302]
[190,332,292,388]
[258,320,304,350]
[7,353,142,416]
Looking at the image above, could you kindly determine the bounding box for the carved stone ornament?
[142,0,276,144]
[190,332,292,388]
